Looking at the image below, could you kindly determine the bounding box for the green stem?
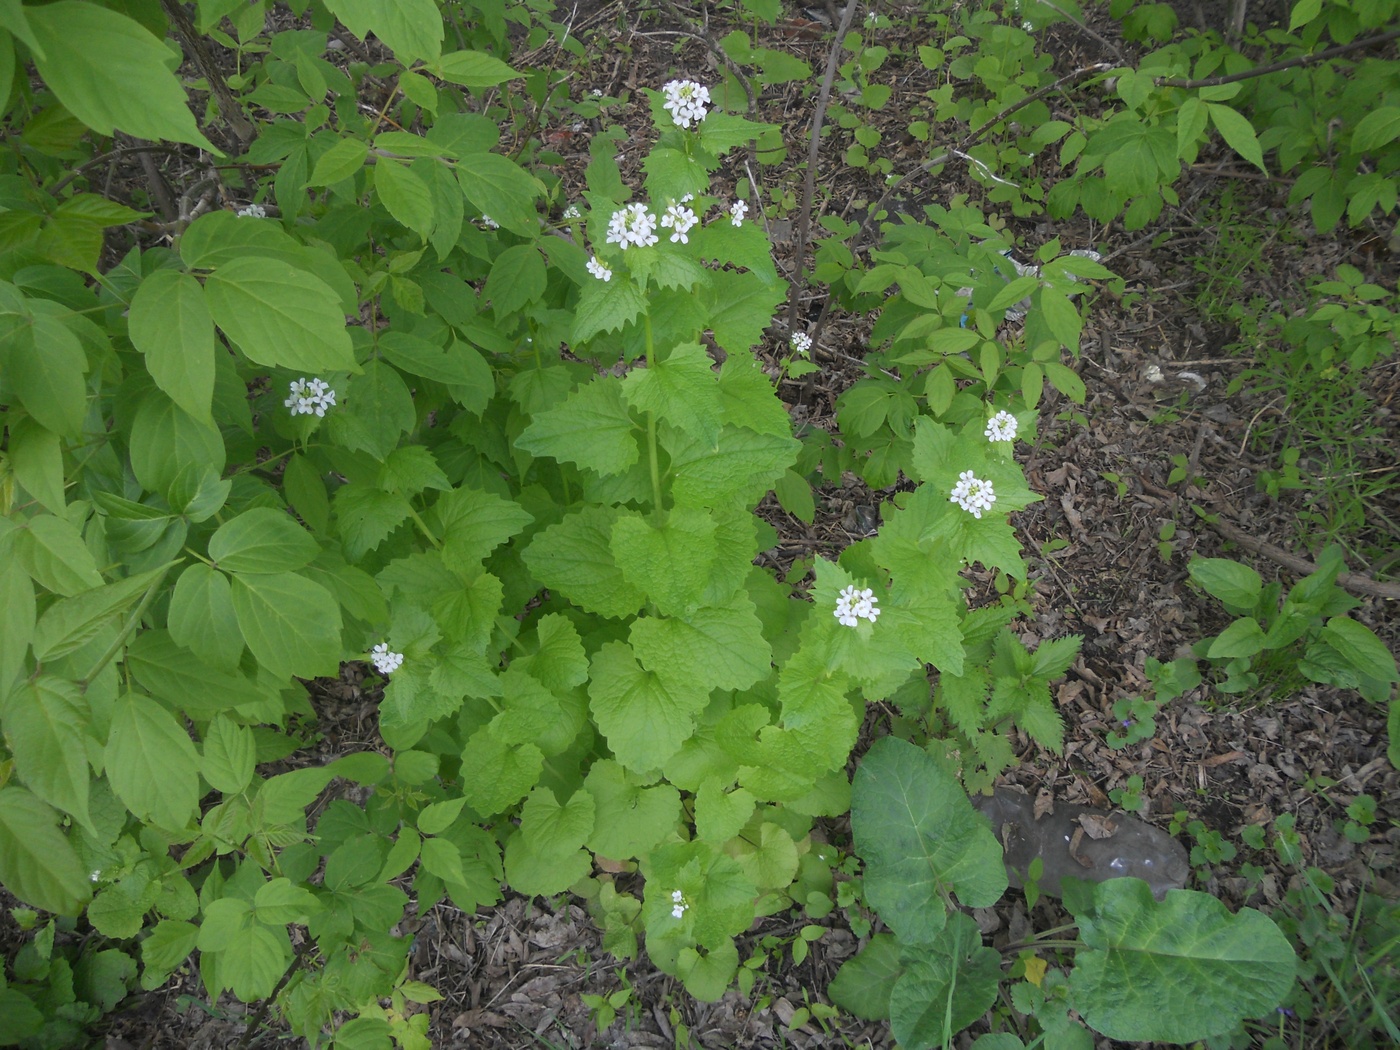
[406,504,442,550]
[643,315,665,515]
[79,560,179,692]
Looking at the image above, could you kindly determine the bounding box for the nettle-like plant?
[0,2,1089,1043]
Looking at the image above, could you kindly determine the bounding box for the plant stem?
[406,505,443,550]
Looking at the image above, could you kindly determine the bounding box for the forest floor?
[40,2,1400,1048]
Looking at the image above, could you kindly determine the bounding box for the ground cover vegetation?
[0,0,1396,1047]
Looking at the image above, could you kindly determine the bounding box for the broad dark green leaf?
[890,912,1002,1048]
[167,563,244,672]
[230,572,343,681]
[128,269,216,423]
[203,257,355,372]
[105,694,201,830]
[209,507,319,574]
[2,677,91,832]
[31,562,171,662]
[0,786,92,915]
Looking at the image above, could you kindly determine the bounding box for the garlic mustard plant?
[661,79,710,128]
[284,377,336,416]
[660,201,698,244]
[586,255,613,281]
[791,332,813,357]
[834,585,881,627]
[605,203,659,249]
[950,470,996,518]
[985,410,1018,443]
[729,200,748,226]
[670,889,689,919]
[369,643,403,675]
[235,203,266,218]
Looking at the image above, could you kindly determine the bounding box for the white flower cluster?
[661,201,698,244]
[370,643,403,675]
[670,889,688,919]
[586,255,612,281]
[662,79,710,128]
[562,204,581,220]
[984,410,1018,443]
[791,332,812,357]
[950,471,996,518]
[605,203,659,249]
[865,11,879,27]
[834,585,880,628]
[479,215,500,229]
[236,204,266,218]
[285,377,337,417]
[729,200,748,226]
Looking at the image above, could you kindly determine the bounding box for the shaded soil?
[9,2,1398,1049]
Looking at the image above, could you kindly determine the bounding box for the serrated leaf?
[308,137,369,186]
[515,377,639,476]
[434,486,533,568]
[621,341,723,442]
[324,359,416,461]
[829,933,901,1021]
[611,507,716,616]
[0,787,92,914]
[128,269,215,422]
[588,641,712,773]
[522,506,647,619]
[515,614,588,694]
[664,424,800,508]
[583,760,681,860]
[31,563,170,663]
[230,572,343,681]
[123,631,269,719]
[333,483,412,561]
[485,244,546,318]
[891,912,1002,1047]
[717,354,791,437]
[630,593,771,692]
[203,257,355,372]
[105,694,201,830]
[322,0,443,62]
[503,787,595,896]
[456,152,541,236]
[572,273,649,344]
[459,723,543,816]
[703,269,785,352]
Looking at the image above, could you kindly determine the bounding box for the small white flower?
[834,584,880,628]
[586,255,613,282]
[661,79,710,128]
[605,203,659,249]
[236,204,266,218]
[479,215,500,229]
[562,204,581,220]
[285,377,337,417]
[790,332,812,357]
[950,471,996,518]
[670,889,689,919]
[865,11,879,27]
[89,870,101,883]
[984,410,1018,443]
[370,643,403,675]
[660,201,698,244]
[590,88,604,98]
[729,200,748,227]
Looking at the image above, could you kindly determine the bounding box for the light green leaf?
[32,562,170,662]
[1321,617,1399,682]
[253,877,321,925]
[1207,103,1266,173]
[308,137,369,186]
[416,797,466,836]
[105,694,201,830]
[515,376,639,476]
[201,715,256,794]
[434,49,522,88]
[829,933,901,1022]
[2,677,91,832]
[583,760,681,860]
[128,390,226,499]
[572,275,649,344]
[0,302,88,437]
[1188,557,1262,610]
[123,630,268,719]
[434,486,534,568]
[374,159,435,237]
[7,415,64,513]
[167,564,244,672]
[1351,106,1400,154]
[27,2,217,151]
[703,269,785,352]
[321,0,443,62]
[588,641,712,773]
[203,257,355,372]
[0,531,36,691]
[514,614,588,695]
[485,244,546,319]
[522,506,647,619]
[332,483,412,561]
[141,920,200,986]
[630,593,771,692]
[209,507,319,574]
[230,572,343,681]
[0,786,92,914]
[717,354,791,438]
[611,507,716,616]
[217,921,290,1002]
[324,359,415,461]
[379,331,492,394]
[664,424,800,508]
[456,152,542,236]
[621,341,724,443]
[128,269,215,423]
[1071,880,1296,1042]
[503,787,595,897]
[1207,617,1266,659]
[851,737,1007,944]
[14,513,103,596]
[459,723,543,816]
